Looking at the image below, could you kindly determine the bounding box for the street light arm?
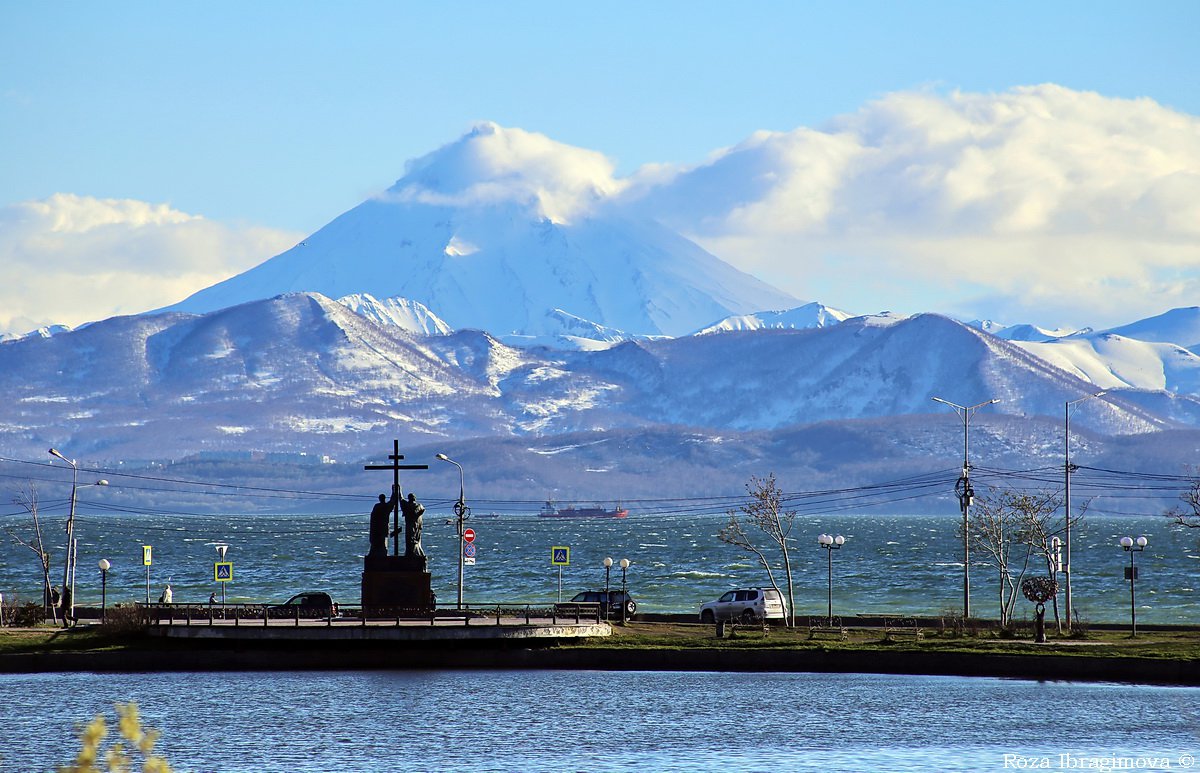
[48,448,75,467]
[436,453,465,505]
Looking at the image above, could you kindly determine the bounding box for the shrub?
[11,600,47,627]
[100,604,146,634]
[58,702,175,773]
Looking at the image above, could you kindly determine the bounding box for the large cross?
[363,439,429,556]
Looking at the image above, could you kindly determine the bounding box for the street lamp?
[1119,536,1147,637]
[817,534,845,625]
[98,559,110,623]
[619,558,630,624]
[48,448,108,628]
[603,557,613,621]
[931,397,999,619]
[1064,391,1106,631]
[436,453,470,610]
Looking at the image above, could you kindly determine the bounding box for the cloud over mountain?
[384,122,625,224]
[7,86,1197,336]
[623,85,1200,329]
[0,193,301,334]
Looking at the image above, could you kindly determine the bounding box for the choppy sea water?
[1,670,1197,772]
[1,511,1196,624]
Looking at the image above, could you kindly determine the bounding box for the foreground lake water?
[1,670,1197,772]
[2,511,1195,624]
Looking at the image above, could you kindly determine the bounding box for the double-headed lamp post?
[48,448,108,627]
[98,559,110,623]
[931,397,999,619]
[435,453,470,610]
[1064,391,1106,630]
[603,557,613,621]
[1119,536,1148,637]
[619,558,630,624]
[817,534,845,625]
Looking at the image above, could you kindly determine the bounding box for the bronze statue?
[400,492,425,558]
[368,485,398,558]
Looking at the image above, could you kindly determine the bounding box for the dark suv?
[269,591,338,618]
[569,590,636,617]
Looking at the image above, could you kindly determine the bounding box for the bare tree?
[718,474,797,627]
[1020,493,1083,633]
[1168,477,1200,528]
[959,487,1060,628]
[7,482,58,623]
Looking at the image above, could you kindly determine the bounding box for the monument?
[361,439,433,612]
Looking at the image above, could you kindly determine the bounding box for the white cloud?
[7,88,1196,336]
[384,122,625,223]
[623,85,1200,329]
[0,193,302,334]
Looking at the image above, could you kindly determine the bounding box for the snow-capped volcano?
[165,123,796,338]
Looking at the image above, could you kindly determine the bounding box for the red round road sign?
[463,528,476,543]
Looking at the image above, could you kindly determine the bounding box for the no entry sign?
[463,528,476,543]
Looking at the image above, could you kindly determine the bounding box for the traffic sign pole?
[142,545,152,605]
[551,546,570,602]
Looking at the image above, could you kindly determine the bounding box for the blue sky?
[1,2,1198,332]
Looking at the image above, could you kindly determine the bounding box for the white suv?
[698,588,786,623]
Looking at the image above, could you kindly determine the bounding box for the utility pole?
[932,397,999,619]
[1065,391,1106,630]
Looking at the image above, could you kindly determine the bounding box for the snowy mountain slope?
[164,125,796,339]
[997,323,1084,342]
[624,314,1165,435]
[692,302,853,335]
[967,319,1083,341]
[496,308,662,351]
[0,296,1189,464]
[336,294,452,336]
[0,293,541,457]
[1100,306,1200,352]
[1014,333,1200,394]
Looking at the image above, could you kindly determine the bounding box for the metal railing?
[140,601,604,627]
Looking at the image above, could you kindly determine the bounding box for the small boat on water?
[539,500,628,519]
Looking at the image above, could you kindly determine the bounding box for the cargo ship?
[539,500,629,518]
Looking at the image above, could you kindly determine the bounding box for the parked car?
[698,588,786,623]
[568,590,637,617]
[270,591,339,618]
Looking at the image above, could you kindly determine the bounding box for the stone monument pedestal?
[361,555,433,612]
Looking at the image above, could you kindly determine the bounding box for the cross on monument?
[364,439,429,556]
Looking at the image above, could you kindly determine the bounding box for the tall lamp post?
[1119,536,1147,637]
[436,453,470,610]
[817,534,845,626]
[931,397,998,619]
[603,557,613,621]
[98,559,110,623]
[48,448,107,628]
[1064,391,1106,630]
[619,558,630,624]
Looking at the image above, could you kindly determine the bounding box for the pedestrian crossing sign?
[551,546,570,566]
[215,562,233,582]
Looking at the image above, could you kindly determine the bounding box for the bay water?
[1,670,1197,772]
[1,510,1196,624]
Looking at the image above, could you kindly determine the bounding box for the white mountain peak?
[164,125,797,340]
